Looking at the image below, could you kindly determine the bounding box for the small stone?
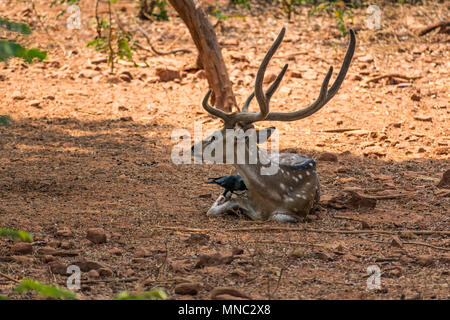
[288,70,302,78]
[263,73,277,84]
[174,282,201,295]
[410,93,421,101]
[155,67,181,82]
[55,229,73,237]
[74,259,108,272]
[12,255,33,264]
[361,221,371,229]
[315,251,334,261]
[390,236,403,248]
[416,255,434,267]
[98,268,114,277]
[42,255,56,263]
[60,241,72,249]
[195,252,234,268]
[78,69,97,79]
[231,247,244,256]
[38,246,57,255]
[437,169,450,188]
[86,228,107,244]
[12,92,26,100]
[108,248,123,256]
[11,242,33,255]
[318,152,338,162]
[49,261,67,275]
[88,269,100,278]
[29,100,41,108]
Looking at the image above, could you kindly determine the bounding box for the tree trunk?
[167,0,236,112]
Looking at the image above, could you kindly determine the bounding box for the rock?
[184,233,210,245]
[88,269,100,278]
[42,255,56,263]
[86,228,107,244]
[171,259,192,273]
[210,287,251,300]
[318,152,338,162]
[12,255,33,264]
[399,231,417,240]
[195,252,234,268]
[11,242,33,255]
[390,236,403,248]
[132,258,146,264]
[74,259,108,272]
[91,57,107,65]
[29,100,41,108]
[60,241,72,249]
[400,255,414,264]
[55,229,73,237]
[119,71,133,82]
[416,255,434,267]
[12,92,26,100]
[49,261,67,275]
[263,73,277,84]
[410,93,421,101]
[289,248,306,259]
[361,220,371,229]
[323,190,376,210]
[38,246,57,255]
[78,69,97,79]
[437,169,450,188]
[315,251,334,261]
[230,269,247,277]
[231,247,244,256]
[155,67,181,82]
[174,282,201,295]
[288,70,302,78]
[358,54,374,63]
[98,267,114,277]
[108,248,123,256]
[413,115,432,122]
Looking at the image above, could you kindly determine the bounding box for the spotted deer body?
[192,27,356,223]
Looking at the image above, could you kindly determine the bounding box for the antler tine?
[202,89,231,123]
[253,27,286,121]
[264,29,356,122]
[242,63,289,113]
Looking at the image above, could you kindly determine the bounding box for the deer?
[192,27,356,223]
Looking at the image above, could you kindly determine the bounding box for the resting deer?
[192,27,356,223]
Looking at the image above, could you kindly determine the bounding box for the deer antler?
[201,28,356,126]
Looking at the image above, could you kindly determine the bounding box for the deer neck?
[233,145,276,193]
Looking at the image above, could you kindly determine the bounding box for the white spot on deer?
[298,174,303,179]
[306,171,310,176]
[293,177,299,182]
[289,186,294,191]
[301,195,307,200]
[280,183,287,191]
[309,162,314,167]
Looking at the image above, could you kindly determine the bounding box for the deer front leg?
[207,193,259,220]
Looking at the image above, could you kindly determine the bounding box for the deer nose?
[191,145,195,153]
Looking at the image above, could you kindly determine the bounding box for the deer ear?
[256,127,276,144]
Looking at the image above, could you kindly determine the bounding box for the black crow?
[206,174,247,197]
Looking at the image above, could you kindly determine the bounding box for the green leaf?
[0,115,11,127]
[0,40,47,64]
[0,17,31,35]
[15,279,78,300]
[0,228,33,242]
[0,296,9,300]
[112,289,167,300]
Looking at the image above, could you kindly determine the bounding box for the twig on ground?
[135,23,192,55]
[418,21,450,36]
[366,74,421,84]
[0,271,19,283]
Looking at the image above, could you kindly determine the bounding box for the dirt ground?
[0,1,449,300]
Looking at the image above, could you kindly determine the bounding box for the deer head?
[193,27,356,222]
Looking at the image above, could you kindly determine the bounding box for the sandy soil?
[0,0,449,299]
